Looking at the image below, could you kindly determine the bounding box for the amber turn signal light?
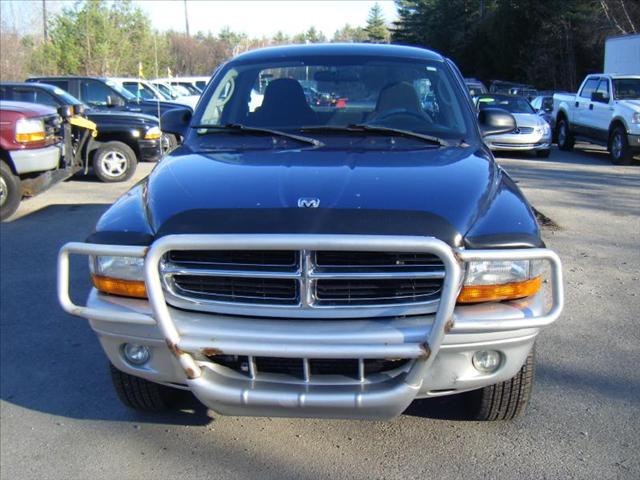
[91,274,147,299]
[457,276,542,304]
[15,132,46,143]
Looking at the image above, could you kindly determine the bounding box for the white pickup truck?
[553,74,640,164]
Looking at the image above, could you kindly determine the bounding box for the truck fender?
[0,149,18,175]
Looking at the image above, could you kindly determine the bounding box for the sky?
[139,1,398,38]
[0,0,398,39]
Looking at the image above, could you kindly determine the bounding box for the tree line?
[0,0,389,82]
[1,0,637,92]
[392,0,639,91]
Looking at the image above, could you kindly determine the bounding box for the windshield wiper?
[191,123,324,147]
[300,124,447,147]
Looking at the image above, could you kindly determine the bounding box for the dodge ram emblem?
[297,197,320,208]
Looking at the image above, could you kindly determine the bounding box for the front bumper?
[137,139,162,162]
[485,130,551,152]
[9,144,61,174]
[627,133,640,151]
[58,235,563,419]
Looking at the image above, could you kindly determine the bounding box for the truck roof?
[231,43,445,64]
[586,73,640,79]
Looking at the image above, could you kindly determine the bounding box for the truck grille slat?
[207,354,410,380]
[162,250,445,316]
[172,275,298,304]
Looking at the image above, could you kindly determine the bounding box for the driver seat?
[249,78,317,127]
[373,82,423,117]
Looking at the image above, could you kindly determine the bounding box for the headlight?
[144,126,162,140]
[631,112,640,124]
[535,123,550,135]
[457,260,542,304]
[15,117,46,143]
[90,255,147,298]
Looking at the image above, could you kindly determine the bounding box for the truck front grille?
[161,249,445,318]
[207,354,410,381]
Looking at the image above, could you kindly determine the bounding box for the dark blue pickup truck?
[58,44,563,422]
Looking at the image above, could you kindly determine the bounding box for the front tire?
[93,141,137,183]
[556,118,574,151]
[609,126,633,165]
[0,162,21,221]
[110,364,183,411]
[535,149,551,158]
[463,348,536,421]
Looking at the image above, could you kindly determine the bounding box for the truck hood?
[86,110,158,126]
[91,145,541,249]
[617,99,640,112]
[512,113,545,128]
[0,100,56,117]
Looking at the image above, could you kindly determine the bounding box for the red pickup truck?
[0,101,91,220]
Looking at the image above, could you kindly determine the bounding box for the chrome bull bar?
[58,234,563,418]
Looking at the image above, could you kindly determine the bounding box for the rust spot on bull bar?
[165,339,184,357]
[445,319,455,333]
[202,347,223,357]
[185,368,197,379]
[419,342,431,359]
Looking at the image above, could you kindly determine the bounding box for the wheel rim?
[161,134,171,153]
[0,176,7,207]
[558,122,566,145]
[611,133,623,159]
[99,151,128,177]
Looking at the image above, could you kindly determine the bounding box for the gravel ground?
[1,145,639,480]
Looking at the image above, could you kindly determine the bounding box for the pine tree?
[365,3,389,43]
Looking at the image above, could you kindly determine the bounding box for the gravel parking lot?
[1,145,639,480]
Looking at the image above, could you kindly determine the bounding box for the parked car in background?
[0,101,94,219]
[490,80,538,101]
[1,82,163,182]
[109,78,200,110]
[530,94,555,131]
[553,74,640,164]
[153,77,205,95]
[476,93,551,157]
[58,43,563,423]
[26,76,191,120]
[464,78,488,97]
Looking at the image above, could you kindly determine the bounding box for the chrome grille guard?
[58,234,563,418]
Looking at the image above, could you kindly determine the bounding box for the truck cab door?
[574,77,599,134]
[589,79,613,142]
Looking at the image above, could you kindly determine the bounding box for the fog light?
[122,343,150,365]
[472,350,501,373]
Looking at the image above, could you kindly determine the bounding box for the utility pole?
[42,0,48,41]
[480,0,485,20]
[184,0,190,37]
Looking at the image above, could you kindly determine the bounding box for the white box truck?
[604,34,640,75]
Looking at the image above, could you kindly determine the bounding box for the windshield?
[123,82,158,100]
[52,87,85,106]
[476,94,535,114]
[195,56,473,143]
[613,79,640,100]
[105,80,136,101]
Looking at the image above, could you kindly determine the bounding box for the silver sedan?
[477,94,552,158]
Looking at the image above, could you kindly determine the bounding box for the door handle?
[589,104,593,110]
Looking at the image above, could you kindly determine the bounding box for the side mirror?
[161,107,192,138]
[591,91,609,103]
[478,108,516,136]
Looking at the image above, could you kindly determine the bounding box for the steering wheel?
[371,108,432,123]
